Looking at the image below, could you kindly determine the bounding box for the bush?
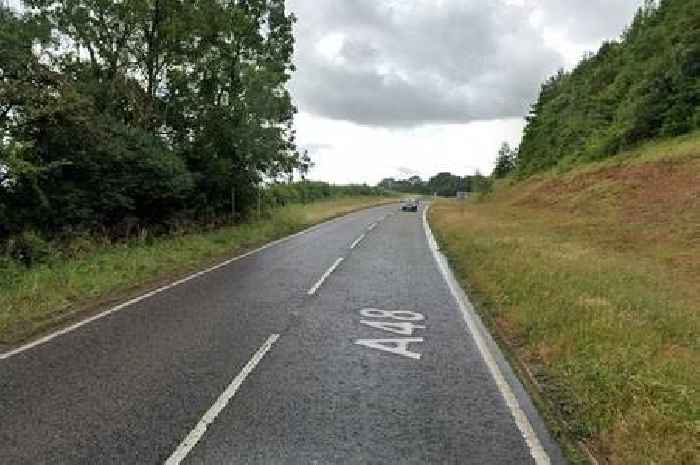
[266,182,388,208]
[4,231,51,266]
[0,1,300,241]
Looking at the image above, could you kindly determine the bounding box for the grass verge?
[429,135,699,465]
[0,196,396,345]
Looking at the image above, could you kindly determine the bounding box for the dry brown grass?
[429,135,700,465]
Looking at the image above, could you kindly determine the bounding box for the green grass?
[0,196,396,344]
[429,135,699,465]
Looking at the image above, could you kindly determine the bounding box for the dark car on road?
[401,198,419,212]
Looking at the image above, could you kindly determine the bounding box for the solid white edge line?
[0,205,390,361]
[163,333,279,465]
[350,233,366,249]
[422,205,551,465]
[307,257,344,296]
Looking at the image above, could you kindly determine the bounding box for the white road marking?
[422,205,551,465]
[360,308,424,321]
[0,206,384,361]
[367,222,378,231]
[350,233,366,249]
[360,320,425,336]
[307,257,344,296]
[163,333,279,465]
[354,338,423,360]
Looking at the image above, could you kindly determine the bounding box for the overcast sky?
[286,0,643,184]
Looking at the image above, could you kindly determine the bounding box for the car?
[401,198,418,212]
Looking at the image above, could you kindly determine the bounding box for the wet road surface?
[0,203,566,464]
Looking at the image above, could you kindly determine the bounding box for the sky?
[286,0,643,184]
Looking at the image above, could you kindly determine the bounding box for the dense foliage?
[266,181,391,206]
[492,142,517,178]
[0,0,307,241]
[517,0,700,175]
[378,171,491,197]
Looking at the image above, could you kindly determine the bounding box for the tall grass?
[0,196,395,344]
[429,136,699,465]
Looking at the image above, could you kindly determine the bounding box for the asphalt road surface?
[0,203,567,464]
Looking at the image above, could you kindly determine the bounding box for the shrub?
[4,231,51,266]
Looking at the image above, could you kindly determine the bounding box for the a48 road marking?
[354,308,426,360]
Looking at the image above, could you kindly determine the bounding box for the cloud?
[285,1,645,184]
[529,0,641,43]
[298,143,333,155]
[294,112,526,185]
[396,166,419,177]
[287,0,644,128]
[288,0,565,127]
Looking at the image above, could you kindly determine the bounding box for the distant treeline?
[0,0,312,241]
[516,0,700,175]
[267,182,391,206]
[378,172,492,197]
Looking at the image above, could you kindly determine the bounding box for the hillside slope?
[517,0,700,175]
[429,133,699,465]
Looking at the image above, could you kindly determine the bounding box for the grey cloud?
[396,166,419,177]
[288,0,565,127]
[531,0,643,43]
[287,0,642,128]
[339,40,379,65]
[299,143,334,154]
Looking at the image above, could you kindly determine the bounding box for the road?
[0,203,567,464]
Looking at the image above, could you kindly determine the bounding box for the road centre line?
[350,233,366,249]
[307,257,344,296]
[163,333,279,465]
[422,205,551,465]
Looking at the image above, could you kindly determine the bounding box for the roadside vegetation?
[0,194,396,345]
[429,132,699,465]
[1,0,307,249]
[0,2,401,343]
[516,0,700,176]
[378,171,493,197]
[426,4,698,461]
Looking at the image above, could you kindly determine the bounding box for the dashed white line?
[307,257,344,296]
[367,222,378,231]
[350,233,367,249]
[163,333,279,465]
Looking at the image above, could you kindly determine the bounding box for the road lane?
[178,204,565,465]
[0,204,396,464]
[0,202,565,465]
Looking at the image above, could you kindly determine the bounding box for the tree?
[493,142,516,178]
[471,170,493,194]
[516,0,700,176]
[428,172,462,197]
[407,175,423,186]
[1,0,303,238]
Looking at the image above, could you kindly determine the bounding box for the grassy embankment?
[429,132,699,465]
[0,196,396,345]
